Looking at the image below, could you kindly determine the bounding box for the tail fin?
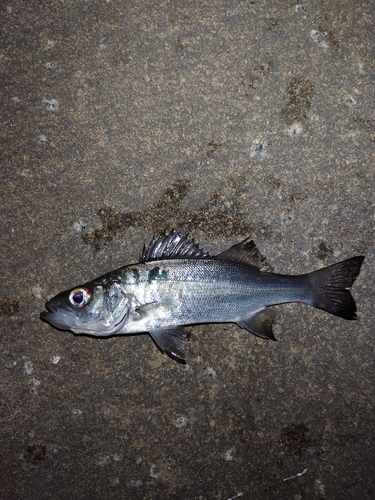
[305,256,364,320]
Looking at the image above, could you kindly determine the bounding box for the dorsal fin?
[141,230,210,263]
[215,237,271,271]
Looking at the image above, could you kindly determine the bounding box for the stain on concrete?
[206,141,222,157]
[0,299,19,316]
[317,241,333,261]
[83,180,250,249]
[352,116,375,140]
[25,443,46,465]
[282,77,314,126]
[238,60,273,94]
[280,423,312,457]
[318,13,340,48]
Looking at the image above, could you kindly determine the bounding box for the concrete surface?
[1,0,374,498]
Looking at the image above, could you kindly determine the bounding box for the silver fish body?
[41,231,364,362]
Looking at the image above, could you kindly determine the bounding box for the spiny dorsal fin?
[216,237,271,271]
[141,230,210,263]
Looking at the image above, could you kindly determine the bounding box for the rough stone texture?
[1,1,374,499]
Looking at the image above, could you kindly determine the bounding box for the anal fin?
[237,308,276,341]
[149,327,189,363]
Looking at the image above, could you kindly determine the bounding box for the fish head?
[40,278,131,336]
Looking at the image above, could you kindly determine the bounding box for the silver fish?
[41,231,364,362]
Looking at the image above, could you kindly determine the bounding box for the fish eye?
[69,288,92,309]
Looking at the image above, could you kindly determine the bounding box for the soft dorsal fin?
[141,230,210,263]
[216,237,271,271]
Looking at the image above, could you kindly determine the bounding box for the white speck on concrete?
[225,447,235,461]
[98,455,110,465]
[72,409,82,416]
[73,220,86,232]
[44,62,55,69]
[294,238,311,254]
[310,30,328,48]
[175,416,187,428]
[42,98,59,111]
[24,361,33,375]
[356,63,364,73]
[295,5,307,13]
[280,212,294,224]
[6,6,13,14]
[314,479,325,498]
[27,431,35,438]
[113,454,122,461]
[228,493,243,500]
[250,139,267,158]
[129,480,143,487]
[345,94,357,107]
[149,464,162,478]
[20,169,30,177]
[203,366,217,379]
[29,378,40,394]
[288,123,303,137]
[12,96,20,103]
[37,134,47,144]
[112,478,120,485]
[75,70,86,78]
[44,40,55,50]
[282,467,308,481]
[32,285,42,299]
[13,361,17,366]
[144,74,151,82]
[51,356,61,365]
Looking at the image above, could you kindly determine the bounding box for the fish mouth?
[40,300,130,335]
[40,301,76,331]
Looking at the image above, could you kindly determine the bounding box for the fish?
[41,230,364,363]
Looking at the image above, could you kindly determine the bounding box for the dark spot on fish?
[132,269,140,285]
[317,242,333,260]
[83,180,251,250]
[282,77,314,126]
[26,443,46,464]
[148,266,160,283]
[148,267,168,283]
[280,423,311,457]
[0,299,19,316]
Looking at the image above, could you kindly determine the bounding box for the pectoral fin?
[149,327,189,362]
[237,308,276,341]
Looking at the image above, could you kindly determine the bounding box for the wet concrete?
[1,1,374,498]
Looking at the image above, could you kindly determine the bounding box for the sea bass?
[41,231,364,362]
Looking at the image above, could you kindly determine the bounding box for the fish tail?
[305,256,364,320]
